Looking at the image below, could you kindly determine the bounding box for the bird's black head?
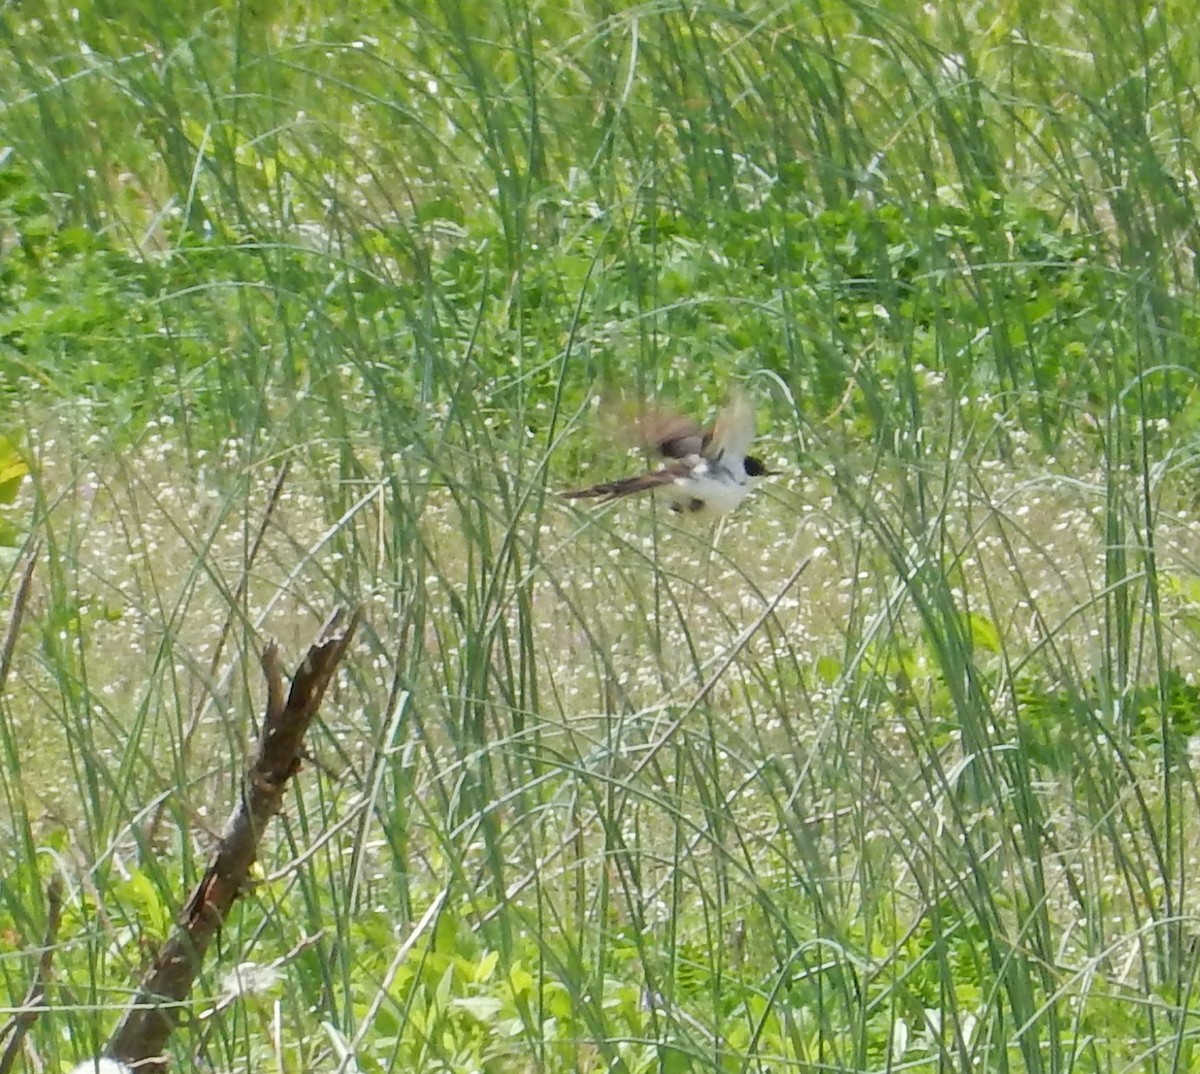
[744,455,777,477]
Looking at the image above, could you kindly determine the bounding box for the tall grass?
[2,0,1200,1070]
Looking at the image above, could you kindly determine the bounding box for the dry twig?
[0,541,39,692]
[104,608,359,1070]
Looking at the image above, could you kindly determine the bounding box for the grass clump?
[3,0,1200,1070]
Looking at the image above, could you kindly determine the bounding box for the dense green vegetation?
[3,0,1200,1070]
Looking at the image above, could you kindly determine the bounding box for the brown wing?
[637,409,709,459]
[561,463,686,504]
[602,395,709,459]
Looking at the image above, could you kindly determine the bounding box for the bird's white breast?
[670,462,750,516]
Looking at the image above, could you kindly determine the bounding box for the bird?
[562,392,775,516]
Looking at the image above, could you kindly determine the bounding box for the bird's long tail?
[561,470,672,503]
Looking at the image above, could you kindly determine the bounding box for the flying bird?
[562,392,775,516]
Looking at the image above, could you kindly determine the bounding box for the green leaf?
[0,437,27,505]
[450,995,503,1022]
[474,948,499,983]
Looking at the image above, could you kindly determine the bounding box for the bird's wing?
[561,462,689,503]
[707,391,756,462]
[633,407,708,459]
[600,395,708,459]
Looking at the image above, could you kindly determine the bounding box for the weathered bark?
[104,608,359,1070]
